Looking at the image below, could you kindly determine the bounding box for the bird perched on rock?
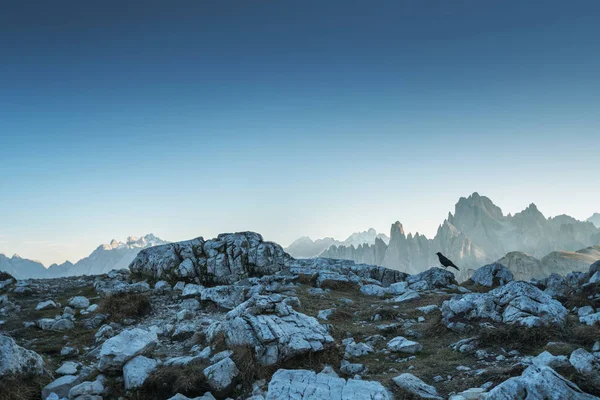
[436,252,459,271]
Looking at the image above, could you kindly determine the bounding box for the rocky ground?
[1,232,600,400]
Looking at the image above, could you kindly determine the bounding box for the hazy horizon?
[2,1,600,265]
[1,191,598,266]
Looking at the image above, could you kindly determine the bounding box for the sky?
[1,0,599,266]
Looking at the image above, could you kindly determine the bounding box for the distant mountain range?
[285,228,389,258]
[320,193,600,278]
[0,234,168,279]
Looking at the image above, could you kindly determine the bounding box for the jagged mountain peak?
[390,221,405,238]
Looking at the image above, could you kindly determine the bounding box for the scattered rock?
[392,373,442,399]
[387,337,423,354]
[98,328,158,371]
[470,263,513,287]
[69,296,90,309]
[0,334,45,376]
[203,357,239,392]
[123,355,160,390]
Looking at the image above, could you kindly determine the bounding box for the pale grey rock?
[97,328,158,371]
[486,365,597,399]
[530,351,570,369]
[392,373,442,399]
[449,388,487,400]
[265,367,392,400]
[42,375,79,399]
[387,337,423,354]
[68,376,105,399]
[154,280,171,291]
[56,361,79,375]
[569,349,599,375]
[578,306,595,318]
[416,305,439,314]
[123,355,159,390]
[407,267,456,291]
[390,290,420,303]
[387,281,409,295]
[180,298,200,311]
[203,357,239,391]
[130,232,288,284]
[69,296,90,309]
[86,304,99,313]
[167,393,216,400]
[471,263,513,287]
[317,309,335,321]
[182,283,203,297]
[360,284,386,297]
[442,281,567,329]
[340,360,366,375]
[201,285,246,310]
[51,318,75,331]
[589,271,600,284]
[95,325,114,343]
[0,334,44,376]
[209,350,233,364]
[207,294,333,366]
[579,312,600,326]
[37,318,57,330]
[36,299,58,310]
[344,341,374,358]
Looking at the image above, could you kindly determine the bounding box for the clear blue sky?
[1,1,599,265]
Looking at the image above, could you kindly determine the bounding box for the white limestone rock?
[206,294,334,366]
[56,361,80,375]
[0,334,45,376]
[265,367,392,400]
[201,285,247,310]
[485,365,597,399]
[36,300,58,310]
[470,263,513,287]
[360,284,386,297]
[97,328,158,371]
[129,232,289,285]
[387,337,423,354]
[441,281,567,330]
[42,375,78,399]
[569,348,600,375]
[68,376,105,399]
[123,355,160,390]
[68,296,90,309]
[392,373,442,399]
[203,357,239,392]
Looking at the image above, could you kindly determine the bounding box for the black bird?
[436,252,460,271]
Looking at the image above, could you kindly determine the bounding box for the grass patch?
[0,373,52,400]
[99,293,151,320]
[131,363,211,400]
[478,325,551,352]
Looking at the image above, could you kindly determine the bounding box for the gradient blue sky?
[1,1,599,265]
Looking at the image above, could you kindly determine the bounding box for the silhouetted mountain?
[588,212,600,228]
[285,229,389,258]
[321,193,600,279]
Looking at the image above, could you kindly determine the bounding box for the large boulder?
[207,294,334,366]
[442,281,567,330]
[98,328,158,371]
[0,334,45,376]
[265,367,392,400]
[129,232,289,284]
[485,365,597,399]
[203,357,239,392]
[407,268,456,291]
[470,263,513,287]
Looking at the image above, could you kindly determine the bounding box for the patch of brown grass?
[478,324,551,352]
[99,293,151,320]
[0,374,51,400]
[555,364,600,397]
[569,323,600,347]
[132,363,211,400]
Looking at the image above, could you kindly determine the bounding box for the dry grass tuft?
[132,363,210,400]
[478,324,551,352]
[0,374,51,400]
[99,292,151,320]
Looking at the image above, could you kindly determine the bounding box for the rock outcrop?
[265,367,392,400]
[130,232,289,284]
[207,294,334,366]
[442,281,567,330]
